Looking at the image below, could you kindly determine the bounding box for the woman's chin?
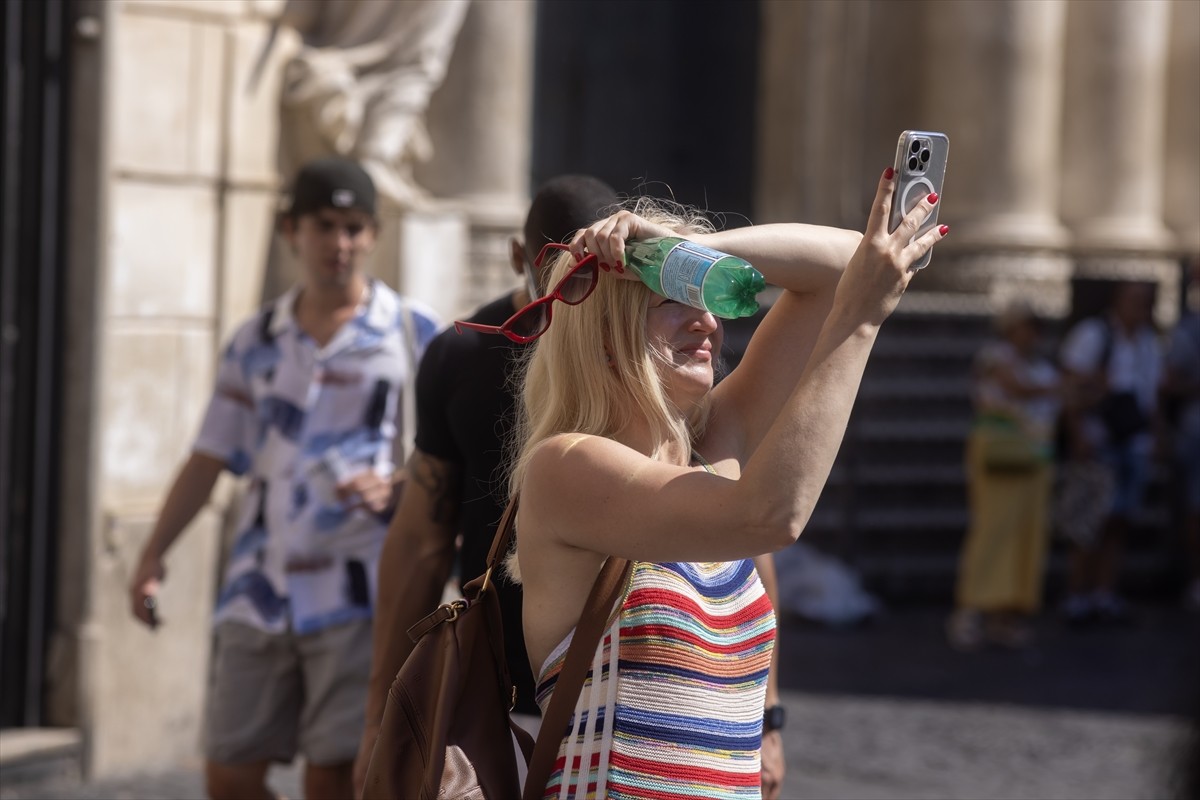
[668,364,715,397]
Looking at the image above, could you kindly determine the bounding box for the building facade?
[1,0,1197,777]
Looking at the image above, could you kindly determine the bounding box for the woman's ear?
[278,213,298,255]
[509,237,526,278]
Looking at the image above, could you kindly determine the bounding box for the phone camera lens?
[920,149,931,163]
[910,140,921,154]
[908,156,919,170]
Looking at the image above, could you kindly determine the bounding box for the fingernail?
[884,167,895,180]
[615,264,625,274]
[600,262,611,272]
[927,192,939,204]
[939,224,950,236]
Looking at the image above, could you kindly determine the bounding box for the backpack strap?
[258,305,277,345]
[396,295,420,465]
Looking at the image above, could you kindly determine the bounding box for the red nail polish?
[927,192,939,204]
[884,167,895,180]
[615,264,625,274]
[939,224,949,236]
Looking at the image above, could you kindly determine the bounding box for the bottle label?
[660,241,721,310]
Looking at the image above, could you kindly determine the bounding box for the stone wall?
[56,0,299,777]
[53,0,536,778]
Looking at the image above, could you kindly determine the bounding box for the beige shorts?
[204,618,371,766]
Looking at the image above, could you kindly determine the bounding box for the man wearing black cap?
[128,157,440,800]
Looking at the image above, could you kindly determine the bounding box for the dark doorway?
[0,0,71,728]
[531,0,760,226]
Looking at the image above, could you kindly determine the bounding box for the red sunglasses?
[454,243,601,344]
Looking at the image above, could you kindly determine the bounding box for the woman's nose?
[689,310,719,332]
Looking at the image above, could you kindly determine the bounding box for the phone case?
[888,130,949,271]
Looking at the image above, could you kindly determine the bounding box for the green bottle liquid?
[623,237,765,319]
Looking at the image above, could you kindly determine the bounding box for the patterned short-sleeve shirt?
[194,280,440,634]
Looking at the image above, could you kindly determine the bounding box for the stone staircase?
[797,305,1180,603]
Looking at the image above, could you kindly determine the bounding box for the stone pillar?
[1164,0,1200,257]
[1061,0,1173,251]
[914,0,1072,317]
[754,0,874,228]
[414,0,535,314]
[1060,0,1178,327]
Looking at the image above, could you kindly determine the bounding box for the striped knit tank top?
[533,557,776,799]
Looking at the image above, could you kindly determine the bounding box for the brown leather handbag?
[362,495,631,800]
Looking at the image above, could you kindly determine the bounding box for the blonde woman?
[506,171,945,799]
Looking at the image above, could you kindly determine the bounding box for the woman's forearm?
[739,310,880,542]
[693,224,861,295]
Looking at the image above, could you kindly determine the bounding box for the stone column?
[1164,0,1200,257]
[1060,0,1178,326]
[1061,0,1173,251]
[754,0,874,228]
[912,0,1072,317]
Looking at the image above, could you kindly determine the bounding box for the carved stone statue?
[275,0,470,208]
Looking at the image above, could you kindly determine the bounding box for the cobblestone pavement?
[0,759,300,800]
[781,692,1189,800]
[2,694,1189,800]
[4,604,1196,799]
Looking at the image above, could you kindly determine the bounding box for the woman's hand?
[570,210,676,276]
[833,167,948,327]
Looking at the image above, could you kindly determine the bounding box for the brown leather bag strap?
[486,494,520,570]
[522,554,632,800]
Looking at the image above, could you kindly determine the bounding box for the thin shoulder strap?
[397,295,419,465]
[523,555,630,800]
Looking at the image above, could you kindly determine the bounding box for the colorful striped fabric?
[534,559,776,799]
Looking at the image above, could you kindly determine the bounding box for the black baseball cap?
[284,157,377,219]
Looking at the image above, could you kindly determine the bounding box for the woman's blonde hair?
[506,197,716,506]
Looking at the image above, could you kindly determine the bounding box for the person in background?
[1161,256,1200,613]
[509,169,942,797]
[354,175,789,798]
[128,157,440,800]
[947,302,1061,651]
[1058,281,1162,626]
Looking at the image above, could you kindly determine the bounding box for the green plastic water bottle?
[623,237,765,319]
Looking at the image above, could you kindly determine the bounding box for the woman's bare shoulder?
[524,432,637,483]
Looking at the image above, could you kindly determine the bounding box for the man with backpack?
[128,157,440,800]
[1058,281,1163,625]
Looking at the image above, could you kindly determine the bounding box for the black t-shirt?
[412,294,540,713]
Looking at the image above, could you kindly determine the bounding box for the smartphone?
[144,595,160,629]
[888,130,949,271]
[346,559,371,608]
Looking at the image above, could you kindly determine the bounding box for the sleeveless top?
[533,551,776,799]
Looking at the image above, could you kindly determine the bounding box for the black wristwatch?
[763,704,786,733]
